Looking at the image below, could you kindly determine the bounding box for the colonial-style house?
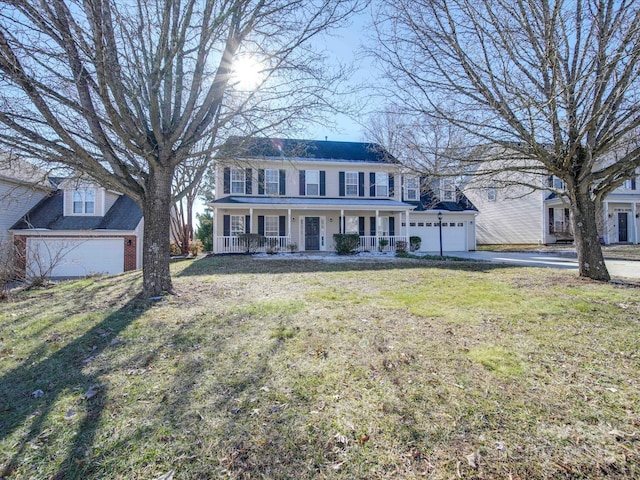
[209,137,477,254]
[11,177,143,278]
[465,173,639,245]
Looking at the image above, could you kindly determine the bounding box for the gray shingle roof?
[11,190,142,231]
[409,188,477,212]
[218,137,398,164]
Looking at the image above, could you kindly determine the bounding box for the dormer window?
[405,176,419,201]
[73,189,95,214]
[440,179,455,201]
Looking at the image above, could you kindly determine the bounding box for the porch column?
[603,201,610,244]
[632,202,638,244]
[406,210,410,239]
[288,208,292,243]
[340,209,344,234]
[212,207,218,254]
[249,208,253,233]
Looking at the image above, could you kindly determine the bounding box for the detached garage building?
[11,178,143,278]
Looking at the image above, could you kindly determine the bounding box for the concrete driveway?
[451,250,640,280]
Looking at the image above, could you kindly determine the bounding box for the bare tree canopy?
[372,0,640,281]
[0,0,363,295]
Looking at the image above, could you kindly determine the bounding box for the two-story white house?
[209,137,477,254]
[466,172,639,246]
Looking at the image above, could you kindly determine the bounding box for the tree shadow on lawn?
[176,254,512,277]
[0,296,154,478]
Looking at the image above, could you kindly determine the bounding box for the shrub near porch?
[0,255,638,479]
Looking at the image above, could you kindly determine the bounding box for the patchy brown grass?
[1,255,639,479]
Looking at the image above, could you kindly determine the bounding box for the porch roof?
[209,196,414,211]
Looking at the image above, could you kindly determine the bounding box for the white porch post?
[249,208,253,233]
[406,210,410,239]
[212,206,218,254]
[288,208,292,243]
[632,202,638,244]
[340,209,344,233]
[603,201,610,244]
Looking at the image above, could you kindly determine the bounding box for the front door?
[305,217,320,251]
[618,212,628,242]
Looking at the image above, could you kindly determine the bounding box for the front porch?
[214,234,409,254]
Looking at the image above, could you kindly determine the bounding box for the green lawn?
[1,256,639,479]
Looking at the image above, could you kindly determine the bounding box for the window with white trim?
[345,216,359,234]
[487,186,497,201]
[72,189,95,214]
[377,216,390,235]
[440,178,455,201]
[264,169,279,195]
[375,172,388,197]
[306,170,319,196]
[405,176,418,200]
[231,215,245,236]
[551,176,565,190]
[231,168,245,194]
[345,172,358,196]
[264,215,279,236]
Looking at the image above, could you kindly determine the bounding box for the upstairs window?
[551,176,565,190]
[72,189,95,214]
[623,178,637,190]
[440,178,455,201]
[487,186,497,201]
[265,169,279,195]
[375,172,388,197]
[231,168,246,194]
[306,170,319,196]
[345,172,358,197]
[405,176,419,201]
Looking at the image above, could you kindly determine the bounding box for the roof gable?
[218,137,397,164]
[11,190,142,231]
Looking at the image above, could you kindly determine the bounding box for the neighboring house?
[0,157,52,244]
[465,173,640,245]
[11,177,143,277]
[208,137,477,254]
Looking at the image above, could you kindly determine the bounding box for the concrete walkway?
[450,250,640,280]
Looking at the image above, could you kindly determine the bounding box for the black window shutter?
[358,217,365,236]
[547,176,553,188]
[223,215,230,236]
[258,216,265,236]
[631,178,637,190]
[279,170,286,195]
[549,208,554,232]
[339,215,344,233]
[359,172,365,197]
[223,167,230,194]
[279,216,286,236]
[258,169,265,195]
[245,215,251,233]
[245,168,252,194]
[320,171,326,196]
[339,172,345,197]
[299,170,306,195]
[389,174,395,197]
[389,217,395,236]
[564,208,570,224]
[370,217,376,236]
[369,172,376,196]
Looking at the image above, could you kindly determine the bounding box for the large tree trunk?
[570,190,610,282]
[142,167,175,297]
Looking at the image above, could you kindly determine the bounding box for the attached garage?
[411,220,469,252]
[26,237,125,277]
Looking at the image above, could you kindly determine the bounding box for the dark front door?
[305,217,320,251]
[618,212,628,242]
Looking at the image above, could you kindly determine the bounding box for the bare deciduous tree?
[372,0,640,281]
[0,0,363,296]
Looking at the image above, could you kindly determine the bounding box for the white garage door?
[411,220,468,252]
[26,238,124,277]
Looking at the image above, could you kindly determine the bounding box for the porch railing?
[216,235,291,254]
[358,236,407,252]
